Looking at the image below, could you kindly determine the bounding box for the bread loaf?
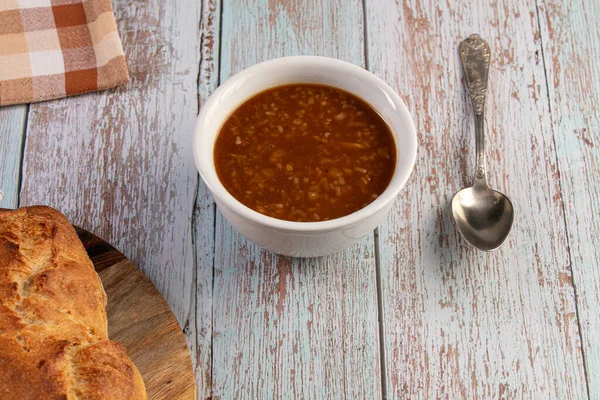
[0,206,146,400]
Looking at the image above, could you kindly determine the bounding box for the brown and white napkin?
[0,0,128,106]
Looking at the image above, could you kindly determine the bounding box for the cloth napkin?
[0,0,128,106]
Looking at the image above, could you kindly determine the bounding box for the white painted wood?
[19,0,207,390]
[365,0,587,397]
[192,0,221,397]
[0,106,26,209]
[211,0,382,397]
[538,0,600,396]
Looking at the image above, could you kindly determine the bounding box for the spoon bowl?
[452,186,514,251]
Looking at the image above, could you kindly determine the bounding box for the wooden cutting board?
[76,228,196,400]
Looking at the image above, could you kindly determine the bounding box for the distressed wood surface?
[17,0,207,392]
[191,0,221,397]
[1,0,599,398]
[0,106,26,208]
[365,0,587,398]
[538,0,600,396]
[210,0,382,398]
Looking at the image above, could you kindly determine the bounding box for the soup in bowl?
[194,56,417,257]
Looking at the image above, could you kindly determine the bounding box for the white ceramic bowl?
[194,56,417,257]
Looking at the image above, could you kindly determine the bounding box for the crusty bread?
[0,206,146,400]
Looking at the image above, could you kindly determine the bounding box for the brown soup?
[214,84,396,222]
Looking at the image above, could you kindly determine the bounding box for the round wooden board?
[75,228,196,400]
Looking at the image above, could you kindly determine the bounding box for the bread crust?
[0,206,146,400]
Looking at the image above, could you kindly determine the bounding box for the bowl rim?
[194,55,417,233]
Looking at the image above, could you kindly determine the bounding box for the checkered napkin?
[0,0,128,106]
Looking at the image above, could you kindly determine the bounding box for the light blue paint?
[0,105,26,209]
[367,0,589,398]
[213,0,382,398]
[15,0,206,394]
[192,0,222,397]
[1,0,596,398]
[539,0,600,396]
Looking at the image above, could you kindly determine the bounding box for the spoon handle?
[460,34,490,187]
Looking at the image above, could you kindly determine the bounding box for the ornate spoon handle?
[460,34,490,187]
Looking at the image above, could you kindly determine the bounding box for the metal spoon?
[451,34,514,251]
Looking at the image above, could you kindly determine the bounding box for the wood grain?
[19,0,201,364]
[211,0,382,398]
[0,106,26,209]
[538,0,600,396]
[365,0,587,397]
[1,0,598,398]
[191,0,221,397]
[77,227,196,400]
[18,1,213,395]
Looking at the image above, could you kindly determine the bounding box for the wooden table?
[1,0,598,398]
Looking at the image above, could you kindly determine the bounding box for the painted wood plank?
[0,106,26,209]
[191,0,221,397]
[365,0,587,398]
[18,0,208,393]
[212,0,382,398]
[538,0,600,396]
